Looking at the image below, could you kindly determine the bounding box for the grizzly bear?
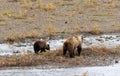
[33,40,50,54]
[63,35,83,58]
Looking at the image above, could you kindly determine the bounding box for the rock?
[13,50,20,53]
[115,60,118,63]
[96,38,103,42]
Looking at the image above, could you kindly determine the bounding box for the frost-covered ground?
[0,34,119,56]
[0,63,120,76]
[0,33,120,76]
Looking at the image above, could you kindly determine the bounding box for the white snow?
[0,63,120,76]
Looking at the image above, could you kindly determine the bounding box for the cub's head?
[46,44,50,50]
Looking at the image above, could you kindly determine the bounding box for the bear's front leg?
[69,50,75,58]
[41,48,46,53]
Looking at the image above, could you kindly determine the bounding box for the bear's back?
[34,40,46,48]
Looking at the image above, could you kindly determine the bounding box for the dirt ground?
[0,0,120,42]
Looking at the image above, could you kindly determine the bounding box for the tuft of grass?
[0,18,6,22]
[36,1,55,11]
[84,0,97,8]
[21,0,33,9]
[82,71,88,76]
[26,30,39,38]
[90,45,120,54]
[8,0,18,2]
[36,0,45,9]
[93,12,115,16]
[18,30,39,39]
[2,10,13,17]
[4,29,39,42]
[23,18,33,23]
[2,10,28,19]
[43,24,58,36]
[90,23,101,35]
[105,0,116,8]
[4,32,16,42]
[12,10,28,19]
[0,22,6,26]
[56,1,76,6]
[45,15,55,21]
[44,3,56,11]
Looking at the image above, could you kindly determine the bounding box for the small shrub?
[36,0,45,9]
[21,0,33,9]
[82,71,88,76]
[2,10,13,17]
[8,0,18,2]
[44,3,56,11]
[43,24,57,36]
[90,23,101,35]
[27,30,39,38]
[84,0,97,8]
[12,10,28,19]
[4,32,16,42]
[0,18,5,22]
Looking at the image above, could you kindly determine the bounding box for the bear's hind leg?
[63,47,67,56]
[77,45,82,56]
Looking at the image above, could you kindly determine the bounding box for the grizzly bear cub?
[63,35,83,58]
[34,40,50,54]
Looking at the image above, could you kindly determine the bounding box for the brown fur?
[34,40,50,54]
[63,35,83,58]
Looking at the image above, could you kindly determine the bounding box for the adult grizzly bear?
[63,35,83,58]
[34,40,50,54]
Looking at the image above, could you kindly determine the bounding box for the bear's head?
[46,44,50,50]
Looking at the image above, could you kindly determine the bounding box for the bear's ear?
[81,35,84,41]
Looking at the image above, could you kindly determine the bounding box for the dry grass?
[89,23,101,35]
[2,10,13,17]
[4,30,39,42]
[4,32,16,42]
[84,0,97,8]
[0,46,119,67]
[0,0,119,42]
[21,0,33,9]
[82,71,88,76]
[90,45,117,54]
[93,12,115,16]
[32,0,56,11]
[12,10,28,19]
[36,0,45,9]
[0,18,6,22]
[104,0,116,8]
[44,3,56,11]
[42,24,58,36]
[58,1,76,6]
[8,0,18,2]
[1,10,28,19]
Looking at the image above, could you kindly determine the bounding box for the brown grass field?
[0,46,120,67]
[0,0,120,42]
